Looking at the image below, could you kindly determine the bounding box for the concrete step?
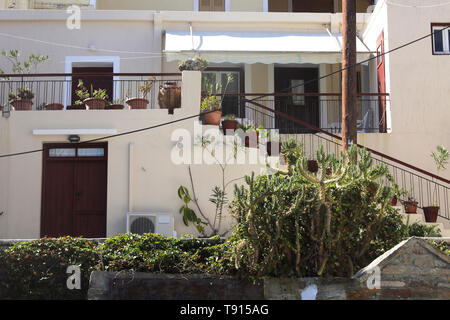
[401,212,424,224]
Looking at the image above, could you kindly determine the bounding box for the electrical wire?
[0,25,448,159]
[247,25,450,102]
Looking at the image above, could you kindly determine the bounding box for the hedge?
[0,234,228,300]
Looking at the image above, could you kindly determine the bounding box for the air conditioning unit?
[126,212,175,238]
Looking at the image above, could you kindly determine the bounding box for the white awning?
[164,31,371,65]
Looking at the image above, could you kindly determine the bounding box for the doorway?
[71,67,113,106]
[41,143,108,238]
[274,67,320,133]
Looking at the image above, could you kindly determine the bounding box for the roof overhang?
[165,31,372,64]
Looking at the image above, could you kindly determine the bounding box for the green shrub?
[229,145,409,279]
[407,221,441,237]
[0,237,100,300]
[97,233,227,275]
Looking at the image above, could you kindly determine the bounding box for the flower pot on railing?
[10,99,33,111]
[423,206,439,222]
[158,82,181,114]
[83,98,106,110]
[404,200,418,214]
[126,98,148,109]
[44,103,64,111]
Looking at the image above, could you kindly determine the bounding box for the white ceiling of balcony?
[164,31,371,65]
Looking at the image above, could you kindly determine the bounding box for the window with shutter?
[199,0,225,11]
[199,0,212,11]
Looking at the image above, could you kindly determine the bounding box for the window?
[432,24,450,55]
[199,0,225,11]
[290,79,305,105]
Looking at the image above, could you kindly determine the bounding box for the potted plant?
[403,195,419,214]
[158,81,181,114]
[67,100,87,110]
[44,103,64,110]
[423,145,449,222]
[240,124,264,148]
[75,80,108,110]
[221,114,239,134]
[106,98,125,110]
[127,77,155,110]
[201,95,222,125]
[200,73,233,125]
[178,56,209,72]
[9,88,34,110]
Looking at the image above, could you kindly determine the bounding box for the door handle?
[75,191,82,200]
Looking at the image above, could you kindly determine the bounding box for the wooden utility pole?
[341,0,358,153]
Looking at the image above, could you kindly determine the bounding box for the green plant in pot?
[221,114,239,134]
[75,80,108,110]
[178,56,209,72]
[423,145,449,222]
[238,124,264,148]
[8,88,34,110]
[201,73,233,125]
[128,77,155,110]
[106,98,125,110]
[403,193,418,214]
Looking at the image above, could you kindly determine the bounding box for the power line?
[0,25,448,159]
[248,25,450,102]
[0,110,215,159]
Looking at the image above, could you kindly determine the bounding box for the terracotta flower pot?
[67,104,88,110]
[10,99,33,111]
[404,201,418,214]
[158,82,181,114]
[307,160,319,173]
[126,98,149,110]
[423,206,439,223]
[245,131,259,148]
[326,168,332,176]
[83,98,106,110]
[391,196,398,206]
[44,103,64,110]
[267,141,281,156]
[204,110,222,125]
[222,120,238,134]
[106,104,125,110]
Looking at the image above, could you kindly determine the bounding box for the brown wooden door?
[376,31,387,133]
[71,67,113,106]
[275,67,319,134]
[41,143,107,238]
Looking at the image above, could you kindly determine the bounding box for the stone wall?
[88,238,450,300]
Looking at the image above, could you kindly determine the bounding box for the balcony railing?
[215,93,390,134]
[0,73,181,111]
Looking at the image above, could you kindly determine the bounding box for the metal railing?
[241,97,450,221]
[215,93,389,134]
[0,73,182,110]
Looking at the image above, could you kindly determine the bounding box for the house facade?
[0,0,449,239]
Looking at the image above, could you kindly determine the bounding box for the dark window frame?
[431,23,450,55]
